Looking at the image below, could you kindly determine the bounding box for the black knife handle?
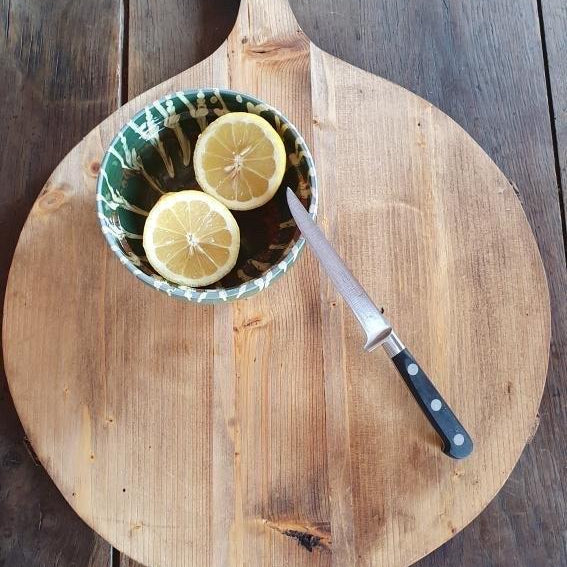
[391,348,473,459]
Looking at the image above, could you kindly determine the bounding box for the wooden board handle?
[232,0,305,45]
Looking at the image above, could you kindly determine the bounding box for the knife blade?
[287,189,392,351]
[287,187,473,459]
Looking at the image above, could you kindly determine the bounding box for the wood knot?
[88,161,101,177]
[242,315,263,328]
[235,314,269,331]
[37,187,66,212]
[245,36,309,62]
[263,520,331,553]
[284,530,323,552]
[129,521,144,536]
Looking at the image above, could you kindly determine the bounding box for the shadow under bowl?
[96,88,317,304]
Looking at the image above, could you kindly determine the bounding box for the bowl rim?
[96,87,318,304]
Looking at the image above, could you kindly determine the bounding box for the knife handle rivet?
[431,399,442,411]
[407,363,419,376]
[453,434,465,446]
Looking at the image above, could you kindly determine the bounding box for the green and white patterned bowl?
[96,89,317,303]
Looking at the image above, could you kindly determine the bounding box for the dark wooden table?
[1,1,565,566]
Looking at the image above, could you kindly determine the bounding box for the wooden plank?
[123,9,318,564]
[541,0,567,246]
[128,0,238,98]
[0,0,122,565]
[292,0,566,565]
[119,3,238,566]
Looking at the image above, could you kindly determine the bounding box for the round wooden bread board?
[2,1,550,566]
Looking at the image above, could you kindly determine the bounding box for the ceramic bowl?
[96,89,317,303]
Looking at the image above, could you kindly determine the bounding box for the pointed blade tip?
[286,187,300,208]
[286,187,306,220]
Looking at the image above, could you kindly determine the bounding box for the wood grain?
[0,0,121,564]
[310,47,550,566]
[293,1,567,565]
[1,2,554,567]
[128,0,238,100]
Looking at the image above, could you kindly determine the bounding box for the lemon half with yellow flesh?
[143,190,240,287]
[193,112,287,210]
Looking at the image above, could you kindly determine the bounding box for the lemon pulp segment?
[193,112,287,210]
[142,190,240,287]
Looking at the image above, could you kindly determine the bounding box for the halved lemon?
[143,190,240,287]
[193,112,287,210]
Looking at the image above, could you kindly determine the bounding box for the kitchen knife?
[287,187,473,459]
